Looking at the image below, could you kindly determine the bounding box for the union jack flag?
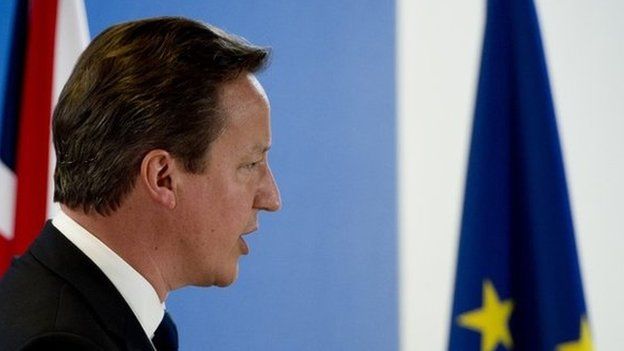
[0,0,89,274]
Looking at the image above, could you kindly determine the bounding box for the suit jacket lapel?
[30,221,154,350]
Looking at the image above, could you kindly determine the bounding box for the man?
[0,17,281,350]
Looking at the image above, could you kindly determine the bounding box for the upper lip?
[242,227,258,236]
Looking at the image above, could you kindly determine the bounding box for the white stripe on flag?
[0,161,15,240]
[47,0,90,219]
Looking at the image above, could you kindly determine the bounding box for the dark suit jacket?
[0,221,154,350]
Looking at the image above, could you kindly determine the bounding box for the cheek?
[177,172,256,236]
[215,178,256,216]
[175,187,221,245]
[215,195,254,233]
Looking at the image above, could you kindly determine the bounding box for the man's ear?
[140,149,177,209]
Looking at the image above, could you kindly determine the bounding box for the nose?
[255,165,281,212]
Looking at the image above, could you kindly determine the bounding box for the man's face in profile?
[172,73,281,287]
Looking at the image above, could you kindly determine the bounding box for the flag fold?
[448,0,592,350]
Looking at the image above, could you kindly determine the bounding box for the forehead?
[218,73,269,116]
[212,73,271,155]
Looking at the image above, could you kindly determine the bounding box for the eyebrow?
[250,144,271,154]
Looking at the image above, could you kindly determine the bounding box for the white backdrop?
[398,0,624,349]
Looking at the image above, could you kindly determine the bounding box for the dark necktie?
[152,311,178,350]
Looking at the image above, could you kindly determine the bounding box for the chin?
[213,265,240,287]
[214,276,237,288]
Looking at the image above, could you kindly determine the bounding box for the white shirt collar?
[52,210,164,340]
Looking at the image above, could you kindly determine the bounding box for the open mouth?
[242,226,258,236]
[239,236,250,255]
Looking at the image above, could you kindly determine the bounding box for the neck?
[60,204,174,302]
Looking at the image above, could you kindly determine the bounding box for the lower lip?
[239,237,249,255]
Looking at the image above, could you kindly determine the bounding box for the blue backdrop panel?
[86,1,396,349]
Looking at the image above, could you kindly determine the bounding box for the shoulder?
[0,251,67,325]
[19,332,104,351]
[0,253,118,350]
[0,251,72,321]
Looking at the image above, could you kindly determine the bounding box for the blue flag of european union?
[448,1,592,350]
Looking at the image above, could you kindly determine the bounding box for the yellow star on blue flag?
[557,317,593,351]
[457,280,514,351]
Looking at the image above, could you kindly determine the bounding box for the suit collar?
[30,221,154,350]
[52,211,164,339]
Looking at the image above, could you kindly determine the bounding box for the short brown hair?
[53,17,270,215]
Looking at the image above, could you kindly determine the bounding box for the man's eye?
[245,161,260,169]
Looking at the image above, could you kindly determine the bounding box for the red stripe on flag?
[12,0,59,255]
[0,234,10,273]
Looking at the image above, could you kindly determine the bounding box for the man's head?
[53,17,281,289]
[53,17,271,214]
